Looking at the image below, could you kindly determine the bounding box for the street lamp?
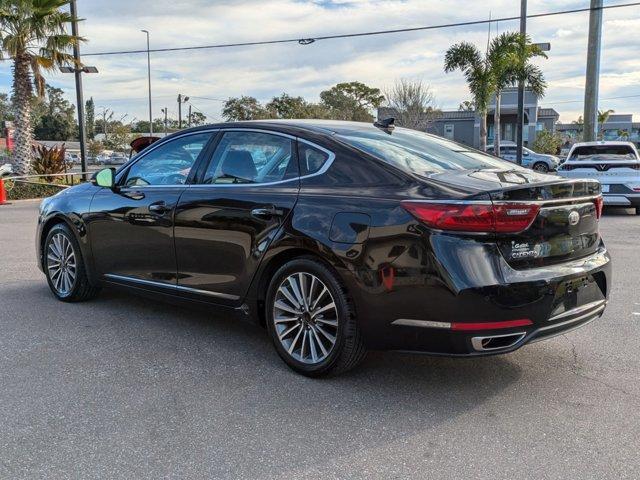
[141,30,153,136]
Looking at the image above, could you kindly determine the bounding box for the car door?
[173,129,302,306]
[88,131,215,290]
[502,146,517,163]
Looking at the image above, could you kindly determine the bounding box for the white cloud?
[0,0,638,124]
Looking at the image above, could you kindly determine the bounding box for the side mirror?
[523,151,530,156]
[92,168,116,189]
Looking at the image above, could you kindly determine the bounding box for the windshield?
[570,145,637,161]
[336,127,515,176]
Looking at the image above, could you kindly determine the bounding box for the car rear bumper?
[603,192,640,207]
[346,244,611,356]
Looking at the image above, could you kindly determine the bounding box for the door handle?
[251,206,283,219]
[149,202,169,214]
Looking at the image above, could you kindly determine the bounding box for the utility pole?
[583,0,603,142]
[177,94,189,129]
[162,108,168,134]
[141,30,153,137]
[188,105,192,128]
[515,0,527,165]
[69,0,87,180]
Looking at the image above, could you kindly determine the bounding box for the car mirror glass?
[93,168,115,188]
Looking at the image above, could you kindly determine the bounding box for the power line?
[81,2,640,58]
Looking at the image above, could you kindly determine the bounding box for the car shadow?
[2,282,524,477]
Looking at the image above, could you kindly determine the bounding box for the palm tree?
[488,32,546,154]
[597,109,615,139]
[444,43,494,151]
[0,0,83,175]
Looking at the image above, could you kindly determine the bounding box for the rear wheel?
[44,224,100,302]
[532,162,549,173]
[265,257,366,377]
[635,207,640,215]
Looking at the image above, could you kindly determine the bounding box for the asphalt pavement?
[1,200,639,479]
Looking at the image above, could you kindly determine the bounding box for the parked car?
[95,152,128,166]
[558,141,640,214]
[0,163,12,177]
[487,142,560,173]
[36,120,610,376]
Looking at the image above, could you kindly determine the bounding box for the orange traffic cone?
[0,178,9,205]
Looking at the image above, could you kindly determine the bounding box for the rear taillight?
[401,201,540,234]
[594,196,604,219]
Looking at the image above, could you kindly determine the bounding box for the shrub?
[532,130,563,155]
[31,143,68,175]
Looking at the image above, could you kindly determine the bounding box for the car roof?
[570,141,636,147]
[180,119,410,137]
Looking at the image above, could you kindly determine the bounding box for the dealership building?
[378,87,638,148]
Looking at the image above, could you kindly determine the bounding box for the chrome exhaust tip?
[471,332,526,352]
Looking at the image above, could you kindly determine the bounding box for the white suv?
[558,141,640,214]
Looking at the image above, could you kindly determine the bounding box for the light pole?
[516,0,527,165]
[66,0,99,180]
[141,30,153,136]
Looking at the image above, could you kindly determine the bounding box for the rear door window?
[202,131,297,184]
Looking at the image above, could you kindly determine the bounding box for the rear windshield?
[336,128,514,176]
[570,145,637,161]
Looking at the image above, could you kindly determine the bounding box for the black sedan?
[36,120,611,376]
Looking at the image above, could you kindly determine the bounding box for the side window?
[202,131,296,184]
[123,132,211,187]
[298,142,331,176]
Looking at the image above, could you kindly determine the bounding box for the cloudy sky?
[1,0,638,124]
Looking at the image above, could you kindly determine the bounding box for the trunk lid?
[489,178,602,268]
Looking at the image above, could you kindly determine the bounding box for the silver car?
[487,143,560,173]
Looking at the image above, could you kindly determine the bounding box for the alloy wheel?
[272,272,338,364]
[47,233,77,296]
[533,163,549,173]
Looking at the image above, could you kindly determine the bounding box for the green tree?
[85,97,95,139]
[0,92,14,123]
[33,85,76,140]
[222,96,267,121]
[320,82,384,122]
[531,129,562,155]
[102,123,131,151]
[319,81,384,122]
[264,93,331,119]
[444,42,494,151]
[488,32,546,153]
[597,109,615,139]
[188,110,206,126]
[0,0,83,174]
[458,100,475,112]
[87,138,103,158]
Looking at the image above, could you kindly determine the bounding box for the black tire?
[43,223,100,302]
[265,257,366,377]
[635,207,640,216]
[532,162,549,173]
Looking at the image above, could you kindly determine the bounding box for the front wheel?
[265,258,366,377]
[532,162,549,173]
[44,223,100,302]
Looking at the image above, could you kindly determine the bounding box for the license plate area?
[549,274,605,318]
